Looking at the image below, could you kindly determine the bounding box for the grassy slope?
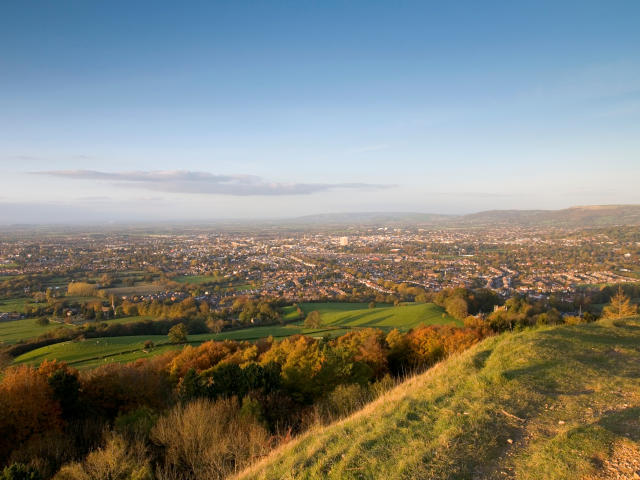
[295,302,459,330]
[0,315,153,346]
[14,335,169,366]
[237,318,640,480]
[0,318,69,345]
[0,297,34,313]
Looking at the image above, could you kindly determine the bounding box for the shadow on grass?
[324,311,392,327]
[472,348,493,370]
[538,320,640,348]
[502,361,562,395]
[598,406,640,442]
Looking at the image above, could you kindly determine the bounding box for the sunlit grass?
[236,317,640,480]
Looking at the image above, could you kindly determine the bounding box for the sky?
[1,0,639,223]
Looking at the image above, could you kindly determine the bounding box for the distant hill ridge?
[236,317,640,480]
[291,204,640,227]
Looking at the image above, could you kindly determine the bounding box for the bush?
[563,315,587,325]
[114,407,158,440]
[303,311,322,329]
[1,463,41,480]
[167,323,188,344]
[54,434,151,480]
[316,384,371,423]
[151,398,270,480]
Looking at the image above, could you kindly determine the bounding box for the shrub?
[1,463,41,480]
[54,434,151,480]
[151,398,270,480]
[563,315,587,325]
[303,311,322,329]
[114,407,158,440]
[316,384,371,423]
[167,323,188,344]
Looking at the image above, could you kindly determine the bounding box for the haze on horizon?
[1,1,639,224]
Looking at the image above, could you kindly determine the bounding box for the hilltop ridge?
[288,205,640,227]
[237,318,640,480]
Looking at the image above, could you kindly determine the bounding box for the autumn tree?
[602,286,637,320]
[168,323,188,344]
[47,367,81,421]
[66,282,97,297]
[0,366,62,462]
[445,296,468,320]
[385,328,411,375]
[304,311,322,329]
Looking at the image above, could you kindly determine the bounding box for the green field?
[104,284,165,296]
[0,315,154,346]
[12,302,455,369]
[0,318,71,345]
[291,302,459,330]
[238,317,640,480]
[98,314,155,325]
[42,276,71,288]
[0,297,35,313]
[173,275,255,291]
[15,335,169,367]
[173,274,224,285]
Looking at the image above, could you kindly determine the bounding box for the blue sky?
[1,0,639,222]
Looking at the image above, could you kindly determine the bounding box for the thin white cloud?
[32,170,392,196]
[430,191,516,198]
[346,144,390,154]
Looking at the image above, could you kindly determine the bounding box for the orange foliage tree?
[0,365,63,461]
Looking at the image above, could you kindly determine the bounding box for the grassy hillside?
[0,297,34,313]
[237,318,640,480]
[0,315,152,346]
[293,302,459,330]
[0,317,68,345]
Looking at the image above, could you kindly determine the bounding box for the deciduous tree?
[602,286,637,319]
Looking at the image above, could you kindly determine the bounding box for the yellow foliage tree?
[66,282,98,297]
[602,286,637,320]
